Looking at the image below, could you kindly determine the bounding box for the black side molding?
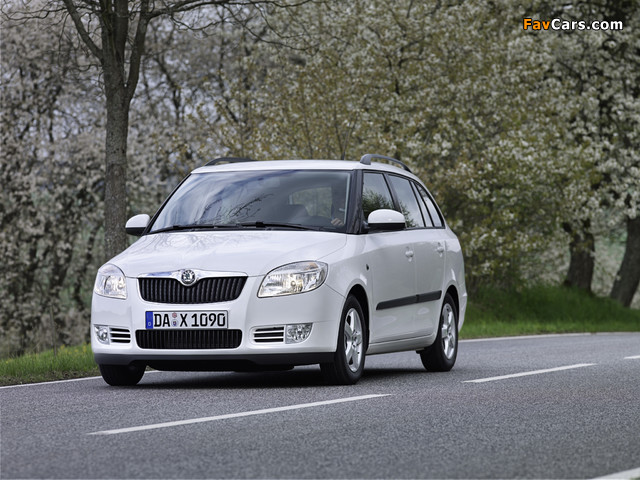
[376,290,442,311]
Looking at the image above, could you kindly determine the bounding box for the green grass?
[0,344,99,386]
[461,285,640,338]
[1,286,638,386]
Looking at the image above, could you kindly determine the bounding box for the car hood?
[110,230,347,277]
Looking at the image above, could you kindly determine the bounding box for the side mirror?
[367,209,406,231]
[125,214,150,236]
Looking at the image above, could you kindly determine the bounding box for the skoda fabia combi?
[92,155,467,386]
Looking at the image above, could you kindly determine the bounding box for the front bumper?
[91,275,343,369]
[93,352,335,370]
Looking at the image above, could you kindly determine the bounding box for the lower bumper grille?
[136,329,242,349]
[253,326,285,343]
[110,327,131,344]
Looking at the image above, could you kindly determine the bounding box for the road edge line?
[592,466,640,479]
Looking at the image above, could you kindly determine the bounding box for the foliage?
[0,7,105,355]
[531,0,640,300]
[192,1,582,288]
[190,0,638,297]
[0,4,167,356]
[1,0,638,356]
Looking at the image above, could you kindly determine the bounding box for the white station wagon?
[92,155,467,386]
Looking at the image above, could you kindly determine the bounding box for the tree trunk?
[563,221,595,292]
[103,87,130,260]
[100,0,138,261]
[610,216,640,307]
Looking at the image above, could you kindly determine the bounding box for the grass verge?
[1,286,638,386]
[0,344,99,386]
[461,285,640,338]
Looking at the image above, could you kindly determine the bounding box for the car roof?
[192,159,422,181]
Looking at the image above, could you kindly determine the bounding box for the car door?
[361,172,418,343]
[412,182,447,335]
[386,175,445,338]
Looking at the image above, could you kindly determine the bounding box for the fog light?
[94,325,109,344]
[286,323,312,344]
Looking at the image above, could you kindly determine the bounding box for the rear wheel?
[420,293,458,372]
[99,364,145,386]
[321,295,366,385]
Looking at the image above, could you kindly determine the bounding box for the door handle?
[405,249,414,258]
[436,244,445,254]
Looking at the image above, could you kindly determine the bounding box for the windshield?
[150,170,352,233]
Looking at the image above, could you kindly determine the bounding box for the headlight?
[258,261,328,298]
[94,264,127,299]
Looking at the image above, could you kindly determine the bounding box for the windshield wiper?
[151,222,322,234]
[150,224,238,234]
[237,221,321,231]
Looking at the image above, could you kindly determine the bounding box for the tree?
[230,0,638,301]
[611,218,640,306]
[1,1,311,355]
[6,0,305,261]
[533,0,640,302]
[1,6,105,354]
[196,0,578,290]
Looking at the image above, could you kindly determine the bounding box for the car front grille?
[138,277,246,304]
[136,329,242,349]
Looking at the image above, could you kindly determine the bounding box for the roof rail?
[205,157,256,167]
[359,154,412,173]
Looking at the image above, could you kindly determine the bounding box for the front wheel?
[99,364,145,386]
[321,295,366,385]
[420,293,458,372]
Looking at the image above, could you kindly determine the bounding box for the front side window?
[362,173,395,220]
[150,170,352,232]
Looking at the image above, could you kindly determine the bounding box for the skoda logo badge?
[181,269,196,286]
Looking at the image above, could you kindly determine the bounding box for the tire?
[420,293,458,372]
[99,364,145,386]
[321,295,366,385]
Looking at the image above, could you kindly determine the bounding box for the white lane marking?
[592,466,640,479]
[624,355,640,360]
[464,363,596,383]
[89,394,390,435]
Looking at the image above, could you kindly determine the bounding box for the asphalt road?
[1,333,639,479]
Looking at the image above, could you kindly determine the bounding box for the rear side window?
[362,173,394,219]
[411,183,433,227]
[416,184,443,227]
[387,175,425,228]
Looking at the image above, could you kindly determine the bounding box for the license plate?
[145,311,228,329]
